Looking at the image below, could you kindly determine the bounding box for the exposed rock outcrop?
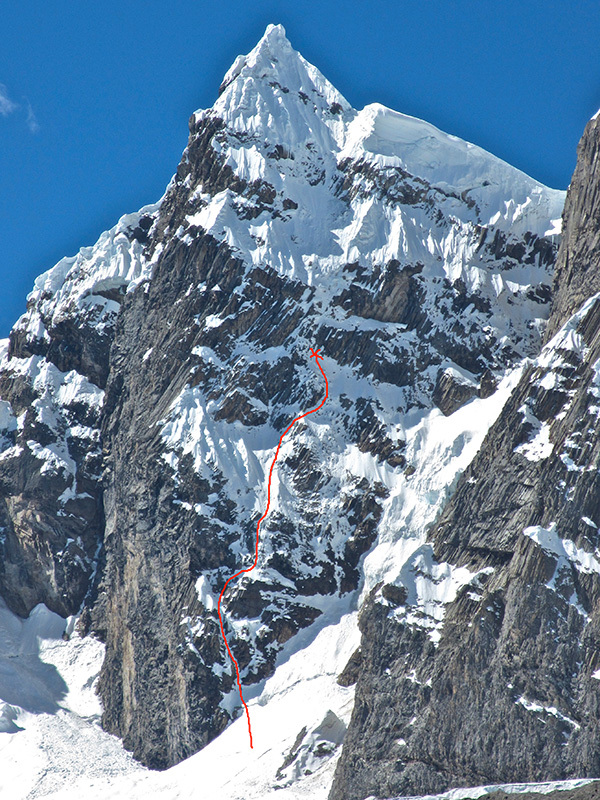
[547,114,600,338]
[331,117,600,800]
[432,367,478,416]
[0,210,157,618]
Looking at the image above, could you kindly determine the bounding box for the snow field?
[0,599,145,799]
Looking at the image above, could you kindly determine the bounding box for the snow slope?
[0,599,144,798]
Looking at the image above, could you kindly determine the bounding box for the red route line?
[217,348,329,750]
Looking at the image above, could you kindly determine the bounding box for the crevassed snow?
[0,599,144,799]
[340,102,564,237]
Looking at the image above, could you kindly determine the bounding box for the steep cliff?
[331,113,600,799]
[0,207,158,617]
[547,113,600,338]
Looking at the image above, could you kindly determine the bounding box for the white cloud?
[0,83,39,133]
[25,99,39,134]
[0,83,18,117]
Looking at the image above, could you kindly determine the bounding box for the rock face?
[432,367,478,415]
[0,210,158,617]
[547,113,600,339]
[0,24,566,779]
[330,116,600,798]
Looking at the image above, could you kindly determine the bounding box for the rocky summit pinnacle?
[219,23,295,89]
[2,23,598,800]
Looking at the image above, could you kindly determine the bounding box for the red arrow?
[217,349,328,749]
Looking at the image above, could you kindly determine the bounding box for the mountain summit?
[1,24,593,800]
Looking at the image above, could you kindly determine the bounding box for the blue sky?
[2,0,600,337]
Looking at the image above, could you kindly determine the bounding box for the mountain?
[0,23,581,799]
[330,114,600,799]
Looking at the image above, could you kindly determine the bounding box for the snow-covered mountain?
[1,22,589,800]
[330,109,600,800]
